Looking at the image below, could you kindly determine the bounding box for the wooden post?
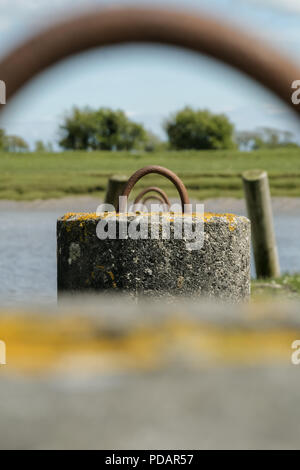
[242,169,280,278]
[104,175,128,209]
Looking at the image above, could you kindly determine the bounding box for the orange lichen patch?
[62,212,100,221]
[96,265,117,289]
[107,271,117,289]
[202,212,238,231]
[62,211,240,231]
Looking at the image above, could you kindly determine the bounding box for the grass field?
[1,148,300,200]
[252,274,300,300]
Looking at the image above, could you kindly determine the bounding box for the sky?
[0,0,300,149]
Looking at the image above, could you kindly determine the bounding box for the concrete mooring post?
[57,212,250,301]
[57,166,251,302]
[242,169,280,279]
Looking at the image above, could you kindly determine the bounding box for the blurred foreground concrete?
[0,298,300,450]
[1,366,300,450]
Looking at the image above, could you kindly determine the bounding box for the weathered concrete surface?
[57,212,250,301]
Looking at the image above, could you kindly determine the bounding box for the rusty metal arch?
[142,195,167,206]
[0,6,300,117]
[134,186,171,206]
[119,165,190,212]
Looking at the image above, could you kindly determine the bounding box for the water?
[0,211,58,306]
[274,214,300,275]
[0,208,299,306]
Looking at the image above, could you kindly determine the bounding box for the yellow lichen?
[96,265,117,289]
[62,211,239,231]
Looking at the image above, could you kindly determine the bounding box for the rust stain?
[96,265,117,289]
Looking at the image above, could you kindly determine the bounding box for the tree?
[59,107,146,151]
[0,129,29,152]
[164,107,235,150]
[59,107,95,150]
[3,135,29,152]
[34,140,53,152]
[35,140,46,152]
[143,131,166,152]
[0,129,5,150]
[235,127,299,150]
[235,130,259,150]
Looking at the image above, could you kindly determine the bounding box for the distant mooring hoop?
[0,6,300,117]
[134,186,171,207]
[119,166,190,213]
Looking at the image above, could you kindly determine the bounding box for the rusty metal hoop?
[134,186,171,207]
[119,165,190,213]
[1,7,300,118]
[142,195,167,206]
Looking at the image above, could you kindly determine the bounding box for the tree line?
[0,106,298,152]
[0,129,52,153]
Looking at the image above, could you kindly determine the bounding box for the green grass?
[252,274,300,300]
[1,148,300,200]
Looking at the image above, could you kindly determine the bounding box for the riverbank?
[1,195,300,214]
[1,148,300,200]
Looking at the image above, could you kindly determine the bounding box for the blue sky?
[0,0,300,148]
